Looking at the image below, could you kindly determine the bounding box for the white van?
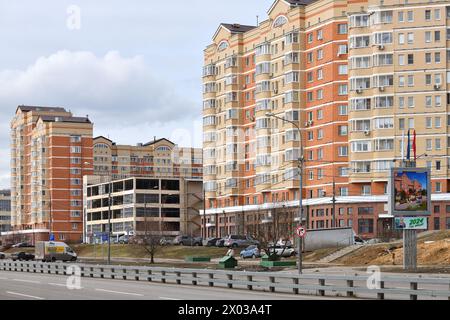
[35,241,77,263]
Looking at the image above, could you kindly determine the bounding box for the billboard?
[390,168,431,216]
[394,217,428,230]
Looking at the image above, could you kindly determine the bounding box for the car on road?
[265,245,296,257]
[354,236,366,245]
[224,235,259,248]
[11,252,35,261]
[0,252,5,259]
[174,235,203,246]
[203,237,221,247]
[240,245,261,259]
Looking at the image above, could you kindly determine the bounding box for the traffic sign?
[295,226,307,238]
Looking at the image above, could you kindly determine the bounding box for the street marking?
[160,297,181,300]
[13,279,40,284]
[95,288,143,297]
[6,291,45,300]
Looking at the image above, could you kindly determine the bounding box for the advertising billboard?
[394,217,428,230]
[390,168,431,216]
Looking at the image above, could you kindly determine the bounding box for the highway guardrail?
[1,260,449,300]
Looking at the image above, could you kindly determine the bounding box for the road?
[0,270,344,300]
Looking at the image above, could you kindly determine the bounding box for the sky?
[0,0,274,188]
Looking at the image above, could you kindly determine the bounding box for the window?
[407,32,414,44]
[435,52,441,63]
[435,30,441,42]
[425,10,431,21]
[338,125,348,136]
[317,29,323,40]
[361,186,371,196]
[435,8,441,20]
[425,31,431,43]
[407,54,414,65]
[338,146,348,157]
[398,33,405,45]
[338,84,348,95]
[340,188,349,196]
[398,54,405,66]
[338,105,348,115]
[338,65,348,75]
[398,11,404,22]
[358,219,374,234]
[338,44,348,55]
[317,49,324,60]
[338,23,348,34]
[407,10,413,22]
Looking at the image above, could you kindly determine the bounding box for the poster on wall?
[390,168,431,216]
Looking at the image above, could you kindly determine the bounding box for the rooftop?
[16,105,67,113]
[39,115,91,124]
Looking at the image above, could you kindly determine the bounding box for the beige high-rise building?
[92,136,203,181]
[10,106,93,243]
[201,0,450,240]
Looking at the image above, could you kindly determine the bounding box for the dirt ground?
[336,231,450,266]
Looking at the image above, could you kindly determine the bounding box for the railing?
[1,260,449,300]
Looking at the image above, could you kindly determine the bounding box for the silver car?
[224,235,259,248]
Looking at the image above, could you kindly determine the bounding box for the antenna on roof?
[256,15,259,26]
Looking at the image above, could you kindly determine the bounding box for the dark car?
[203,237,221,247]
[11,252,35,261]
[0,252,5,259]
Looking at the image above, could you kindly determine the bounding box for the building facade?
[202,0,450,240]
[93,136,203,181]
[84,177,203,243]
[9,106,93,243]
[0,190,11,234]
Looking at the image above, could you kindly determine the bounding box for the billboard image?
[390,168,431,216]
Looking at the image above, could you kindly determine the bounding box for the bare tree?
[254,206,292,261]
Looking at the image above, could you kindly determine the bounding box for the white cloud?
[0,50,202,188]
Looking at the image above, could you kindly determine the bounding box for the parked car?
[215,238,226,247]
[265,245,296,257]
[0,252,5,259]
[203,237,221,247]
[224,235,259,248]
[12,242,33,248]
[11,252,35,261]
[160,237,174,246]
[174,236,202,246]
[354,236,366,245]
[240,245,261,259]
[117,235,130,244]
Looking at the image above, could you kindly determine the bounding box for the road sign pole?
[403,229,417,271]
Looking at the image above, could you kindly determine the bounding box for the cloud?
[0,50,199,126]
[0,50,202,188]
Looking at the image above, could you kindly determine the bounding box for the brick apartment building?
[82,136,204,242]
[8,106,93,244]
[201,0,450,240]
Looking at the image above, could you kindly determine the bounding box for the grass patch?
[72,244,228,260]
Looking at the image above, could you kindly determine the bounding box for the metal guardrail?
[1,260,449,300]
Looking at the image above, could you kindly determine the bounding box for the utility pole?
[202,189,206,238]
[332,179,336,228]
[107,181,112,265]
[266,112,304,274]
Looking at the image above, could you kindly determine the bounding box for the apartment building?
[92,136,203,181]
[84,177,203,243]
[202,0,450,240]
[0,190,11,234]
[9,106,93,243]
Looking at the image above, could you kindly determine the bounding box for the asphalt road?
[0,270,344,300]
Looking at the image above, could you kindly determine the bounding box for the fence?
[1,260,449,300]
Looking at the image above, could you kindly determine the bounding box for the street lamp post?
[266,112,304,274]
